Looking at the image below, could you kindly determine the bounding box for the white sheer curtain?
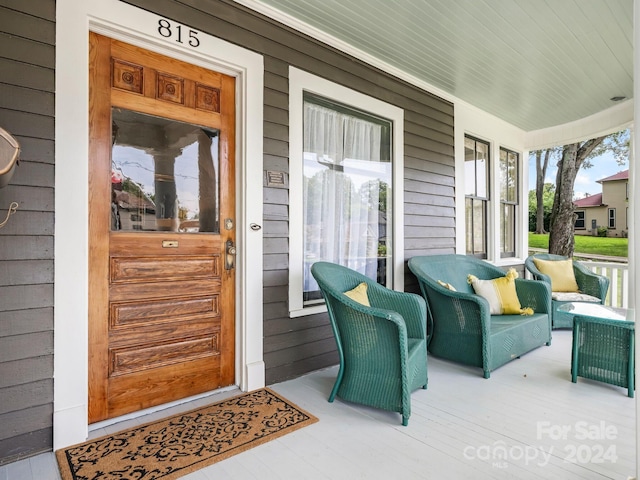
[303,101,384,300]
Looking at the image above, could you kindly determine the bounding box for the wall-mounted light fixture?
[0,126,20,187]
[0,126,21,228]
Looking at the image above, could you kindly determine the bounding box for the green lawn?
[528,233,628,258]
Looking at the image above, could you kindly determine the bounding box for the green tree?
[529,148,560,233]
[548,130,629,256]
[359,179,388,212]
[528,183,554,232]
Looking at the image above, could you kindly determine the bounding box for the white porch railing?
[578,260,629,308]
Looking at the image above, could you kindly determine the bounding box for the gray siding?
[0,0,455,463]
[0,0,55,465]
[124,0,455,384]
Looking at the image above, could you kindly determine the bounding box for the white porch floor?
[1,330,636,480]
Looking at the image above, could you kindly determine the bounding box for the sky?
[113,141,210,218]
[528,149,627,200]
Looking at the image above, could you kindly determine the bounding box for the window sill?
[492,257,526,268]
[289,304,327,318]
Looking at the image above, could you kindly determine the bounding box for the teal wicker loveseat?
[525,253,610,329]
[408,254,552,378]
[311,261,428,426]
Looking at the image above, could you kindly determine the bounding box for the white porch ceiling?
[242,0,633,133]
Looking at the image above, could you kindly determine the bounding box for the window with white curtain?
[288,67,404,317]
[302,94,392,305]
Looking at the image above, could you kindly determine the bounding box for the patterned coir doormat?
[56,388,318,480]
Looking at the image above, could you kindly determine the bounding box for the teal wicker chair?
[525,253,610,329]
[408,254,552,379]
[310,261,428,426]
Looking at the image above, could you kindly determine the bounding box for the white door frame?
[54,0,264,449]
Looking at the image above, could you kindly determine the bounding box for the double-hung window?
[608,208,616,229]
[464,136,489,258]
[575,211,586,229]
[289,67,404,316]
[499,147,518,258]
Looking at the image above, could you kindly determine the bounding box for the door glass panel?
[111,108,220,233]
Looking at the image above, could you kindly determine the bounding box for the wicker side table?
[560,303,635,397]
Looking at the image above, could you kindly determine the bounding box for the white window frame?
[288,66,404,317]
[609,208,616,229]
[499,146,519,259]
[575,210,586,229]
[464,135,490,259]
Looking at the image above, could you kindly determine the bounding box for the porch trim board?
[54,0,264,450]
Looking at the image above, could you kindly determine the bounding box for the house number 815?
[157,18,200,48]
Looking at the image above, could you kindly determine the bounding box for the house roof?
[242,0,633,136]
[574,193,603,208]
[597,169,629,183]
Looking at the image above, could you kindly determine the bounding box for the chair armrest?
[573,262,610,300]
[336,292,415,354]
[525,258,552,286]
[420,283,492,337]
[367,282,427,340]
[514,278,551,314]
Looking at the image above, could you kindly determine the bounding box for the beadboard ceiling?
[239,0,633,133]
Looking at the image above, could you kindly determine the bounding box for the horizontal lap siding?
[127,0,455,384]
[0,1,55,465]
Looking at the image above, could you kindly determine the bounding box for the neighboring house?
[0,0,635,466]
[574,170,629,237]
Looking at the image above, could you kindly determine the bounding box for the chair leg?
[628,332,634,398]
[328,362,345,402]
[571,323,579,384]
[328,381,339,402]
[483,370,490,379]
[402,415,409,426]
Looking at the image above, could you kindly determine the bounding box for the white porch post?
[633,0,639,475]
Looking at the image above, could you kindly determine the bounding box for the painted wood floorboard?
[0,330,635,479]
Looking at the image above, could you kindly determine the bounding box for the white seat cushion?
[552,292,600,302]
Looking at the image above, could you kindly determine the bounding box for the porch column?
[632,0,639,475]
[153,151,179,231]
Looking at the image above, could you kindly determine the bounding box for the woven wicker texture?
[525,254,610,329]
[572,315,635,397]
[310,262,428,426]
[408,254,552,378]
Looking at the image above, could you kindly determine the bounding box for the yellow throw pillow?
[344,282,370,307]
[437,280,457,291]
[533,258,579,292]
[467,268,533,315]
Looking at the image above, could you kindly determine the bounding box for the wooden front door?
[88,33,236,423]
